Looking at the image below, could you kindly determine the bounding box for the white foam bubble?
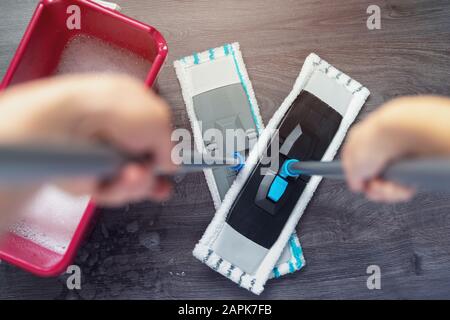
[55,34,152,80]
[10,185,90,254]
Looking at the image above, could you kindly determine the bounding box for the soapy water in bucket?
[10,186,90,254]
[9,35,153,254]
[55,34,152,80]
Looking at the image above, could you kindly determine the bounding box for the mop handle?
[0,143,239,184]
[287,158,450,191]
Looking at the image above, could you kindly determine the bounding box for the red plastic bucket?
[0,0,168,276]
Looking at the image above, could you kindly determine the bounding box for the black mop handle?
[0,143,239,184]
[287,158,450,191]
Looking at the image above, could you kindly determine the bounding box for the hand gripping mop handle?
[0,143,240,184]
[286,158,450,191]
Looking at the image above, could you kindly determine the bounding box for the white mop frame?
[193,53,370,295]
[174,43,306,279]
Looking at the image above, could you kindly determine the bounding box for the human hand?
[0,74,176,206]
[342,95,450,203]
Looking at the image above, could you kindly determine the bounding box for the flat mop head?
[174,43,306,280]
[192,53,370,295]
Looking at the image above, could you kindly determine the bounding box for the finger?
[365,179,415,203]
[148,176,173,202]
[342,121,395,193]
[93,163,154,206]
[53,177,98,196]
[342,132,364,192]
[342,125,376,192]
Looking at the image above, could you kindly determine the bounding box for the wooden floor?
[0,0,450,299]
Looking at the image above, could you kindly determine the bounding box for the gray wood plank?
[0,0,449,299]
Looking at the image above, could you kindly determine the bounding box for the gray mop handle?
[288,158,450,191]
[0,143,238,184]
